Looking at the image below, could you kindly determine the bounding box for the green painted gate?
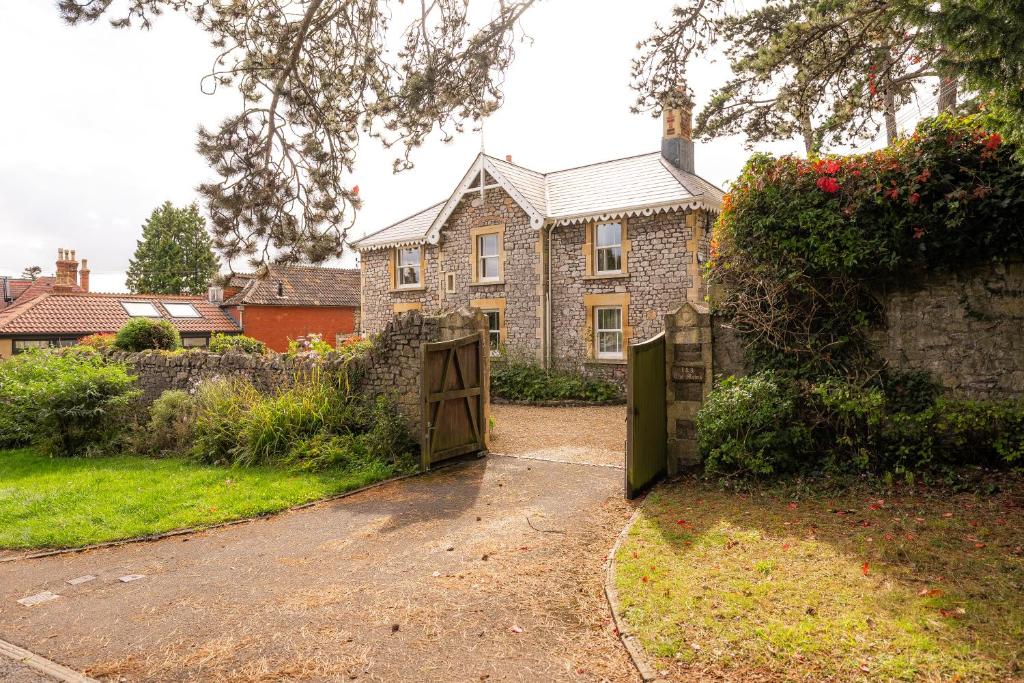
[625,332,667,499]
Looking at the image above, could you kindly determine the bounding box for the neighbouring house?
[0,249,240,358]
[352,104,724,383]
[217,263,361,352]
[1,248,89,312]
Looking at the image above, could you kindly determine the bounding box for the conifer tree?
[126,202,220,295]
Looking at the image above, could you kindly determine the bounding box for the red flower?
[816,177,841,193]
[915,168,931,183]
[913,227,926,240]
[908,192,921,205]
[984,133,1002,150]
[885,187,901,201]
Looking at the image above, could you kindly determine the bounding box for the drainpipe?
[545,222,556,369]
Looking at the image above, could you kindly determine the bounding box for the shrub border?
[0,456,479,564]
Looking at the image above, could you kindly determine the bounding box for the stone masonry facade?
[108,309,488,440]
[360,181,714,386]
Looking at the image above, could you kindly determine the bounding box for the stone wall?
[110,309,488,439]
[874,261,1024,398]
[708,262,1024,399]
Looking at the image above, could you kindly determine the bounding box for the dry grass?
[616,476,1024,682]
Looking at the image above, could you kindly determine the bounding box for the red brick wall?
[240,305,357,352]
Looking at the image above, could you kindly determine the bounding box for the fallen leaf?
[861,562,870,576]
[782,543,791,551]
[788,502,798,510]
[884,533,895,541]
[942,512,954,518]
[642,576,649,583]
[510,625,523,633]
[974,542,986,549]
[918,588,944,598]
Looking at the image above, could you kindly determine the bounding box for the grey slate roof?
[223,264,360,307]
[351,151,724,251]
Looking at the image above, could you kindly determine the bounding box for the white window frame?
[594,306,624,359]
[594,222,623,274]
[396,247,421,289]
[477,234,500,282]
[483,309,501,356]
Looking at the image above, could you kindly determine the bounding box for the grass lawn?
[615,476,1024,682]
[0,447,406,550]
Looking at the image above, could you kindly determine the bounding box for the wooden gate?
[625,332,667,498]
[420,332,489,469]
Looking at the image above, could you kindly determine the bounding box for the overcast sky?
[0,2,925,292]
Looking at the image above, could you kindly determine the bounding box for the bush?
[696,373,812,475]
[78,333,116,351]
[491,357,621,403]
[699,371,1024,477]
[189,377,260,464]
[115,318,181,352]
[208,333,266,354]
[287,333,333,356]
[0,349,139,456]
[883,398,1024,472]
[186,373,416,471]
[711,115,1024,378]
[135,389,198,456]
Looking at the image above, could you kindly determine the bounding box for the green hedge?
[208,333,266,354]
[697,372,1024,477]
[491,357,621,403]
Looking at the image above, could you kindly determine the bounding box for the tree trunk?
[937,75,958,113]
[799,112,815,156]
[883,85,897,146]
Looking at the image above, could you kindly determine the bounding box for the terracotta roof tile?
[223,264,359,307]
[0,292,240,336]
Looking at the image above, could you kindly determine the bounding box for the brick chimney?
[79,258,90,292]
[661,101,695,174]
[53,248,81,293]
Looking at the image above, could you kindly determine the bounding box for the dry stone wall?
[110,309,488,439]
[874,261,1024,399]
[708,261,1024,399]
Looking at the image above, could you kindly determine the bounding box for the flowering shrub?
[711,114,1024,378]
[78,333,116,351]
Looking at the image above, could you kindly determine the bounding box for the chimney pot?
[505,154,512,162]
[80,259,90,292]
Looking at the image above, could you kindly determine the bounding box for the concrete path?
[0,456,637,682]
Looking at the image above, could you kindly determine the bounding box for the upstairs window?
[397,247,421,288]
[594,306,624,359]
[595,222,622,274]
[121,301,160,317]
[477,233,500,281]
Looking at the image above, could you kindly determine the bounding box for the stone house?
[352,105,724,383]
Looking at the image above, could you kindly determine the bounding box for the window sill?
[586,357,627,366]
[468,280,505,287]
[583,272,629,281]
[391,286,426,293]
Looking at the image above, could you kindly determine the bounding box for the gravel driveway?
[489,404,626,468]
[0,456,636,682]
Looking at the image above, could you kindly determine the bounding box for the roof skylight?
[121,301,160,317]
[162,302,202,318]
